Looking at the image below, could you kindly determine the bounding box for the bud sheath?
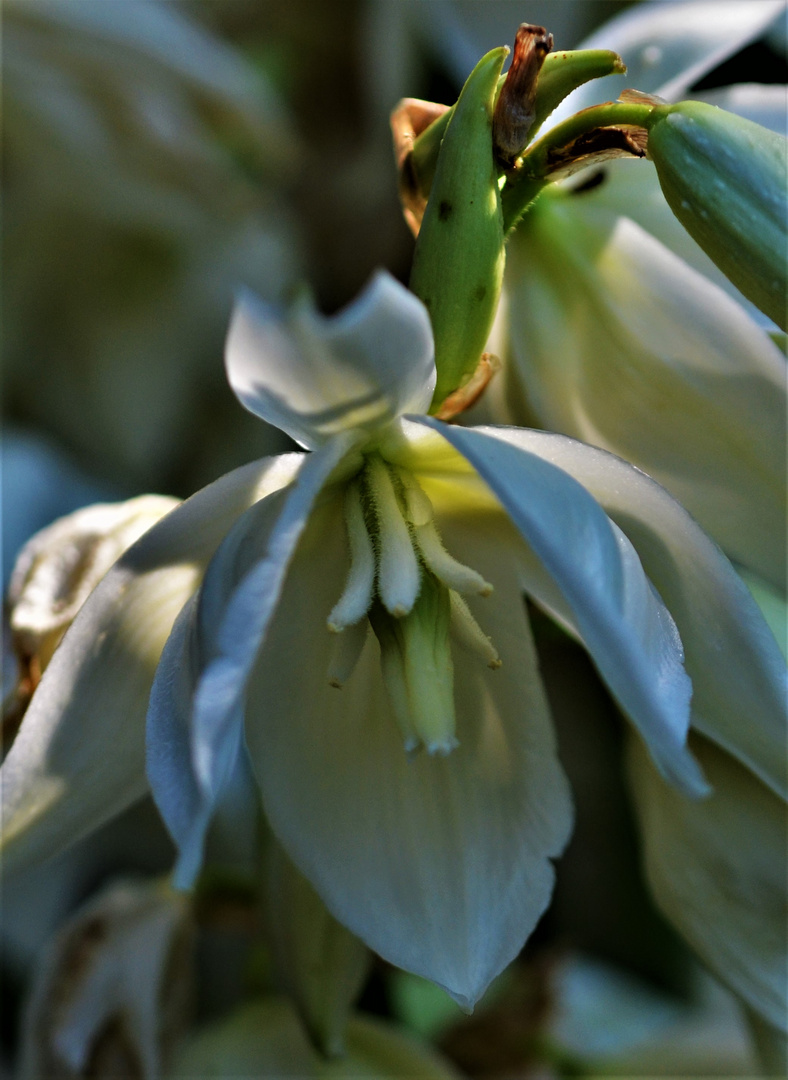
[409,47,508,411]
[647,101,788,331]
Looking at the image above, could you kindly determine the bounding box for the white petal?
[145,594,245,889]
[225,271,435,449]
[697,83,788,136]
[505,206,787,589]
[480,426,788,801]
[411,418,704,797]
[628,732,788,1031]
[547,0,787,126]
[0,454,303,873]
[148,435,356,880]
[245,493,572,1008]
[550,160,779,331]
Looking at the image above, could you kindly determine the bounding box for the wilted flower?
[2,272,782,1018]
[19,879,191,1080]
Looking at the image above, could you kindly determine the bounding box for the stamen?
[369,606,419,753]
[415,520,493,597]
[327,619,369,687]
[327,479,375,632]
[396,468,433,527]
[449,591,502,669]
[399,574,458,755]
[366,456,421,617]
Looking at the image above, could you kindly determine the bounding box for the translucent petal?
[477,426,788,801]
[0,454,303,873]
[547,0,787,126]
[226,271,435,449]
[147,436,356,881]
[411,418,703,796]
[245,494,572,1008]
[505,205,787,589]
[145,594,246,889]
[628,732,788,1032]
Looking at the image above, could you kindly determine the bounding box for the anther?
[415,521,493,597]
[449,591,501,669]
[327,479,375,632]
[366,456,421,617]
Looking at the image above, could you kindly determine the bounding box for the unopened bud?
[647,101,788,330]
[409,47,508,412]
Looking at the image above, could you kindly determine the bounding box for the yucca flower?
[2,272,782,1014]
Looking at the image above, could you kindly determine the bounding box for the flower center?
[326,454,500,755]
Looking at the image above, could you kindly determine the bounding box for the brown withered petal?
[390,98,450,238]
[433,353,502,422]
[3,497,176,735]
[544,124,648,182]
[493,24,554,166]
[18,880,192,1080]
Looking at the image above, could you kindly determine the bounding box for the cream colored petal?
[628,732,788,1032]
[147,437,353,887]
[473,426,787,801]
[548,0,787,124]
[226,272,435,449]
[245,493,572,1008]
[0,454,303,873]
[411,419,704,796]
[505,202,787,589]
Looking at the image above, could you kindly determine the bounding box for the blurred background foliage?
[2,2,785,1077]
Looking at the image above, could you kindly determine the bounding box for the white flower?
[1,273,782,1012]
[497,0,787,591]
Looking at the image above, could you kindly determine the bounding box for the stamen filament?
[367,456,421,617]
[327,619,369,687]
[415,520,493,597]
[327,479,375,631]
[449,591,502,669]
[396,468,433,527]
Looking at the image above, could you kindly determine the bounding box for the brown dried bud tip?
[493,23,553,165]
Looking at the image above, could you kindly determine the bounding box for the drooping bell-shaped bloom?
[1,273,783,1013]
[496,0,788,591]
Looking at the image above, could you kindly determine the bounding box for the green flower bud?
[647,101,788,331]
[409,47,508,411]
[398,48,625,219]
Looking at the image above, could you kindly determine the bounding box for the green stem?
[502,101,654,231]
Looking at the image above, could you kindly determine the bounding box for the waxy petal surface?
[478,427,788,800]
[147,436,357,877]
[628,732,788,1031]
[411,418,702,796]
[245,494,572,1009]
[548,0,787,125]
[506,208,787,589]
[226,271,435,449]
[1,455,303,873]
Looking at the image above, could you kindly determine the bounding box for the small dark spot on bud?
[438,200,453,221]
[474,285,487,302]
